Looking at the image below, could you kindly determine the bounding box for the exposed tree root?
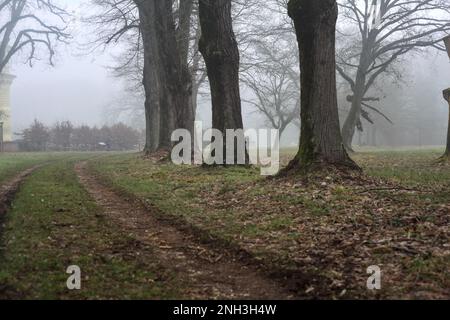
[142,148,172,163]
[435,153,450,164]
[278,157,362,180]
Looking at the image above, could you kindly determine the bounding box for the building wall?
[2,141,19,152]
[0,73,15,142]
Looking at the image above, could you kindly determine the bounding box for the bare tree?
[19,119,49,151]
[241,38,300,137]
[52,120,73,151]
[284,0,358,173]
[88,0,201,153]
[337,0,450,151]
[135,0,194,153]
[0,0,70,74]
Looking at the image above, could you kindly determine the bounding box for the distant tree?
[72,125,94,151]
[52,121,73,151]
[89,0,196,154]
[242,37,300,137]
[20,120,139,152]
[336,0,450,151]
[0,0,70,74]
[284,0,358,173]
[106,123,140,150]
[20,119,49,151]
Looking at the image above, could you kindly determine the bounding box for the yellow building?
[0,73,15,142]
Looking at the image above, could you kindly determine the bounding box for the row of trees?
[89,0,450,171]
[19,120,141,152]
[2,0,449,168]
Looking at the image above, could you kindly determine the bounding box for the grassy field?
[0,157,182,299]
[88,149,450,299]
[0,149,449,299]
[0,153,57,183]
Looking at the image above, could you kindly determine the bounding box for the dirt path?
[75,161,292,299]
[0,166,40,219]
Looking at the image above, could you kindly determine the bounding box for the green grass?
[88,149,450,298]
[353,149,450,186]
[0,152,106,184]
[88,154,263,239]
[88,150,450,239]
[0,153,56,183]
[0,158,181,299]
[1,149,448,299]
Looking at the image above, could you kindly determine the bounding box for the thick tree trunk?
[175,0,195,137]
[153,0,193,149]
[286,0,358,172]
[190,22,205,116]
[198,0,246,164]
[135,0,194,153]
[142,63,160,153]
[177,0,193,67]
[137,0,160,153]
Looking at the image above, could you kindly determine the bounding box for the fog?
[9,0,124,136]
[5,0,450,148]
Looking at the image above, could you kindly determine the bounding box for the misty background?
[7,0,450,148]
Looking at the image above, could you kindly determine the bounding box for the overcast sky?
[9,0,124,135]
[6,0,450,143]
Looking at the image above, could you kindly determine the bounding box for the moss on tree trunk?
[284,0,359,173]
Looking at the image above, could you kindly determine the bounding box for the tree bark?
[175,0,195,138]
[136,0,160,153]
[285,0,358,172]
[198,0,246,163]
[154,0,193,149]
[135,0,194,153]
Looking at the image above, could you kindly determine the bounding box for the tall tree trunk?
[177,0,194,66]
[175,0,195,136]
[137,0,160,153]
[198,0,246,164]
[135,0,194,153]
[153,0,192,149]
[191,21,205,116]
[285,0,358,172]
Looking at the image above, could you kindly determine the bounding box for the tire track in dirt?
[0,166,41,221]
[75,161,293,299]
